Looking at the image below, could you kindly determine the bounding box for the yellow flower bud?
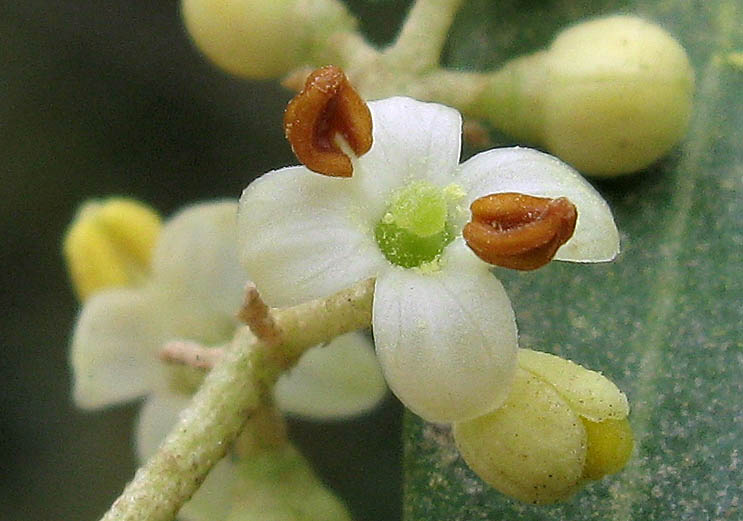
[63,198,161,301]
[181,0,356,80]
[453,349,633,504]
[471,15,694,176]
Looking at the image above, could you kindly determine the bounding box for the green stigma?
[374,181,459,268]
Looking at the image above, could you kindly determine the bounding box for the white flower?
[70,200,386,521]
[239,97,619,423]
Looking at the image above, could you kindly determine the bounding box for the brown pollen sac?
[463,192,578,271]
[283,65,373,177]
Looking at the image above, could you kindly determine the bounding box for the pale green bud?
[471,15,694,176]
[453,349,633,504]
[181,0,356,79]
[63,198,161,301]
[226,444,352,521]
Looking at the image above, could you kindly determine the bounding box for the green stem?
[286,0,548,148]
[302,0,378,68]
[275,278,375,361]
[406,69,489,110]
[462,52,548,144]
[99,279,375,521]
[384,0,467,72]
[323,30,382,76]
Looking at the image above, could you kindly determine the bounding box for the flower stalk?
[237,282,282,345]
[382,0,466,72]
[99,278,374,521]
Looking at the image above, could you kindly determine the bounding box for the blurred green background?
[0,1,411,519]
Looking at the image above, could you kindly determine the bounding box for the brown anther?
[463,192,577,271]
[283,65,372,177]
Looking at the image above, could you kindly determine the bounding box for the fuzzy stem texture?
[409,69,490,111]
[99,278,375,521]
[384,0,466,72]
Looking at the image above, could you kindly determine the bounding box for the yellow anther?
[581,417,634,480]
[63,198,161,300]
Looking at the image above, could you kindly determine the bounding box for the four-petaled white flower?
[71,201,386,520]
[239,97,619,423]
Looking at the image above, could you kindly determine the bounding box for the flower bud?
[453,349,633,504]
[63,198,161,300]
[471,15,694,176]
[181,0,356,80]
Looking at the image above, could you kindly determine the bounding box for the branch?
[407,68,489,111]
[100,278,375,521]
[383,0,467,72]
[236,281,281,346]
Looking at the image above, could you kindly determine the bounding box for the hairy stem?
[384,0,466,72]
[408,69,490,111]
[327,30,381,72]
[100,278,375,521]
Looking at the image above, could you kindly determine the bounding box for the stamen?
[283,65,372,177]
[463,192,577,271]
[236,282,282,345]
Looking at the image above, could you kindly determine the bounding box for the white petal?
[152,200,245,321]
[135,391,191,461]
[274,332,387,419]
[372,240,518,422]
[354,97,463,218]
[136,392,235,521]
[457,147,620,262]
[70,287,168,409]
[238,166,385,306]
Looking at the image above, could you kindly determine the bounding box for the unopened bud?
[453,349,633,504]
[181,0,356,80]
[471,15,694,176]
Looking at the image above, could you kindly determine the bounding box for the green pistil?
[387,181,447,237]
[375,222,453,268]
[375,180,458,268]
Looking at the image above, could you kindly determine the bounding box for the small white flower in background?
[239,96,619,423]
[69,200,385,521]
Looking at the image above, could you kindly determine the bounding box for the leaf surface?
[404,1,743,519]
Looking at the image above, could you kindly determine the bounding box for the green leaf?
[404,1,743,520]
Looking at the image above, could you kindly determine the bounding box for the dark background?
[0,1,413,519]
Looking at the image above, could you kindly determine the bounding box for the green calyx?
[374,181,459,268]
